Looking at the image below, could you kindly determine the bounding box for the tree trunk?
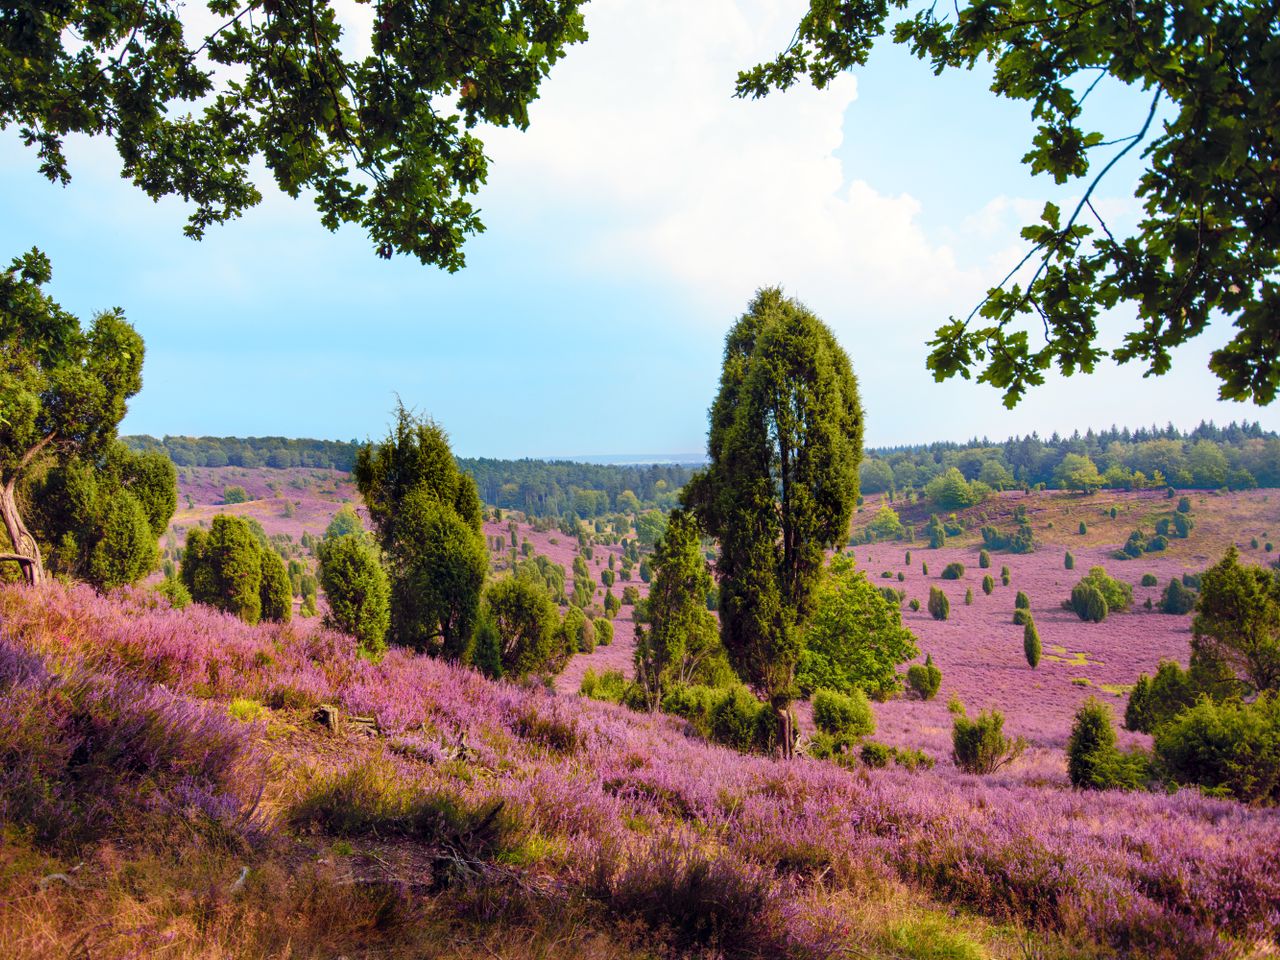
[0,479,44,585]
[777,704,794,760]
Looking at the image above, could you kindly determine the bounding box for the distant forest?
[122,435,696,517]
[124,420,1280,518]
[860,421,1280,493]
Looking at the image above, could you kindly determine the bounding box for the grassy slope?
[2,583,1277,960]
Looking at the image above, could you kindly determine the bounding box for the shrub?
[1177,496,1192,514]
[978,549,991,569]
[927,587,949,621]
[981,574,994,595]
[1145,534,1169,553]
[1154,694,1280,804]
[812,688,876,738]
[1124,661,1199,733]
[897,571,905,582]
[1000,565,1011,586]
[594,617,614,646]
[921,561,929,576]
[1067,698,1148,790]
[580,668,629,704]
[940,562,965,580]
[318,533,390,657]
[1071,583,1109,623]
[951,703,1025,774]
[1012,608,1033,627]
[908,598,921,612]
[709,688,767,752]
[621,585,640,605]
[1251,537,1260,549]
[905,550,912,564]
[1024,621,1041,668]
[1110,506,1118,519]
[222,484,250,504]
[905,653,942,700]
[964,587,973,605]
[154,574,192,609]
[1069,567,1132,621]
[1141,572,1159,587]
[1064,551,1075,570]
[1160,578,1197,614]
[859,741,891,768]
[1079,521,1088,535]
[1014,591,1030,610]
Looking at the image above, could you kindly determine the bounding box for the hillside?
[2,582,1277,959]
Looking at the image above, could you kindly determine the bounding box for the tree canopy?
[1,249,148,584]
[2,0,587,269]
[684,287,863,754]
[354,404,486,657]
[1193,546,1280,694]
[741,1,1280,407]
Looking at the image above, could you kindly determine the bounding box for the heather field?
[2,582,1278,959]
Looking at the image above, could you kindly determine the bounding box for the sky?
[3,0,1276,459]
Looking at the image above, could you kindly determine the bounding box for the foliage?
[905,653,942,700]
[1154,694,1280,805]
[258,548,292,625]
[925,468,987,510]
[1070,567,1133,621]
[1142,573,1159,587]
[0,250,148,585]
[1014,591,1030,610]
[318,533,390,658]
[1067,699,1148,791]
[708,687,770,753]
[634,510,723,708]
[1191,547,1280,693]
[978,549,990,569]
[950,703,1026,775]
[355,405,486,658]
[866,504,906,541]
[483,576,559,678]
[1160,578,1198,615]
[182,515,264,623]
[222,485,249,504]
[1024,622,1041,669]
[940,562,965,580]
[324,504,364,540]
[1064,551,1075,570]
[1055,454,1103,494]
[796,554,918,700]
[3,0,588,269]
[927,587,950,622]
[811,687,875,738]
[740,0,1280,407]
[1124,661,1200,734]
[981,522,1036,554]
[981,575,994,596]
[683,288,863,754]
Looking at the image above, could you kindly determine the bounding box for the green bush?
[982,575,994,595]
[1024,621,1041,668]
[1064,551,1075,570]
[1160,578,1197,614]
[812,688,875,738]
[941,562,965,580]
[1079,521,1088,535]
[921,561,929,576]
[964,587,973,605]
[905,654,942,700]
[1110,506,1118,519]
[1124,661,1198,733]
[927,587,949,621]
[978,549,991,569]
[859,741,891,768]
[580,668,629,704]
[1069,567,1132,621]
[908,598,921,612]
[1000,565,1011,586]
[1177,496,1192,514]
[1012,608,1033,626]
[1014,591,1030,610]
[594,617,614,646]
[951,704,1025,774]
[709,688,767,752]
[154,574,192,609]
[1154,694,1280,804]
[222,485,250,504]
[1067,698,1148,790]
[1141,572,1159,587]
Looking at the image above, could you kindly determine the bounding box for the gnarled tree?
[1,249,145,585]
[684,288,863,756]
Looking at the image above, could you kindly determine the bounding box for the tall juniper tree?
[683,288,863,757]
[354,404,487,658]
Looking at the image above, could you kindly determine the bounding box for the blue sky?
[2,0,1276,459]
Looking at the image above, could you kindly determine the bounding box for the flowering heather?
[2,582,1277,957]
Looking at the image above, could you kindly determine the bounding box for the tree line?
[860,421,1280,496]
